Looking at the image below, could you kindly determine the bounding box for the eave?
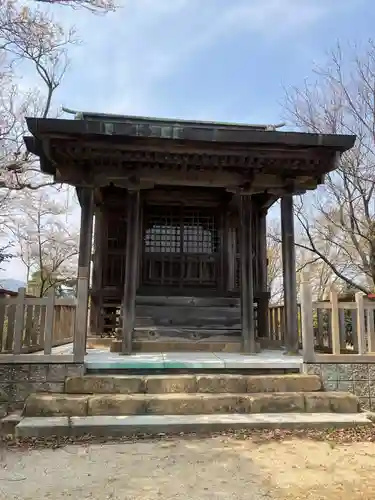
[23,116,356,199]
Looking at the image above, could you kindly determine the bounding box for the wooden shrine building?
[24,112,355,356]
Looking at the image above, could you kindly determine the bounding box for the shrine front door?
[141,204,220,294]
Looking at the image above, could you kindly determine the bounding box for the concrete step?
[23,391,359,417]
[16,413,372,439]
[65,374,322,395]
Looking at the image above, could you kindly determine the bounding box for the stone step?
[23,391,359,417]
[65,374,322,395]
[16,413,372,439]
[1,412,22,436]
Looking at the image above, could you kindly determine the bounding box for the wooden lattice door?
[142,204,220,291]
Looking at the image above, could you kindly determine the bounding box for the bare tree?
[2,0,115,18]
[268,213,340,302]
[8,188,79,297]
[0,0,116,265]
[284,40,375,294]
[0,6,78,265]
[296,243,341,300]
[266,220,283,303]
[0,0,115,189]
[0,5,78,190]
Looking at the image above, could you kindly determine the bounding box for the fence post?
[355,292,366,354]
[367,303,375,353]
[300,272,315,362]
[74,188,94,362]
[13,287,26,354]
[44,288,55,355]
[330,286,340,355]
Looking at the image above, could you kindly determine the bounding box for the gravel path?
[0,436,374,499]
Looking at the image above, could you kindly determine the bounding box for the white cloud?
[15,0,356,116]
[47,0,341,115]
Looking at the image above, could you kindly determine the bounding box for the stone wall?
[0,363,85,414]
[303,362,375,411]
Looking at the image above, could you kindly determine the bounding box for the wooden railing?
[300,273,375,361]
[268,305,297,345]
[269,291,374,355]
[0,288,76,356]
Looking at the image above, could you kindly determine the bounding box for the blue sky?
[53,0,373,123]
[2,0,374,282]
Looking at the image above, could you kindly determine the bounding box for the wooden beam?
[281,195,299,354]
[121,190,141,354]
[55,165,321,195]
[53,138,333,160]
[73,188,94,361]
[240,195,256,353]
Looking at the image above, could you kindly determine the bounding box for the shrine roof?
[23,113,356,195]
[24,112,355,152]
[64,109,274,131]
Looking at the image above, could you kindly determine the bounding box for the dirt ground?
[0,435,374,499]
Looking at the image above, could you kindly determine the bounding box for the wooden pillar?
[300,272,315,362]
[240,195,256,353]
[89,297,98,334]
[121,190,141,354]
[281,195,299,354]
[74,188,94,362]
[227,225,236,292]
[257,208,269,338]
[220,208,229,294]
[90,209,103,335]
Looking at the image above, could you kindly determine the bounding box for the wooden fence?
[0,288,76,356]
[269,290,375,356]
[268,304,297,346]
[300,273,375,361]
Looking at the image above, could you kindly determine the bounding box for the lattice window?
[144,207,218,254]
[145,222,180,254]
[143,205,219,287]
[183,209,218,254]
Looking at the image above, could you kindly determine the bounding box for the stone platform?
[83,349,303,371]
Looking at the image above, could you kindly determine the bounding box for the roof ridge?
[61,107,285,131]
